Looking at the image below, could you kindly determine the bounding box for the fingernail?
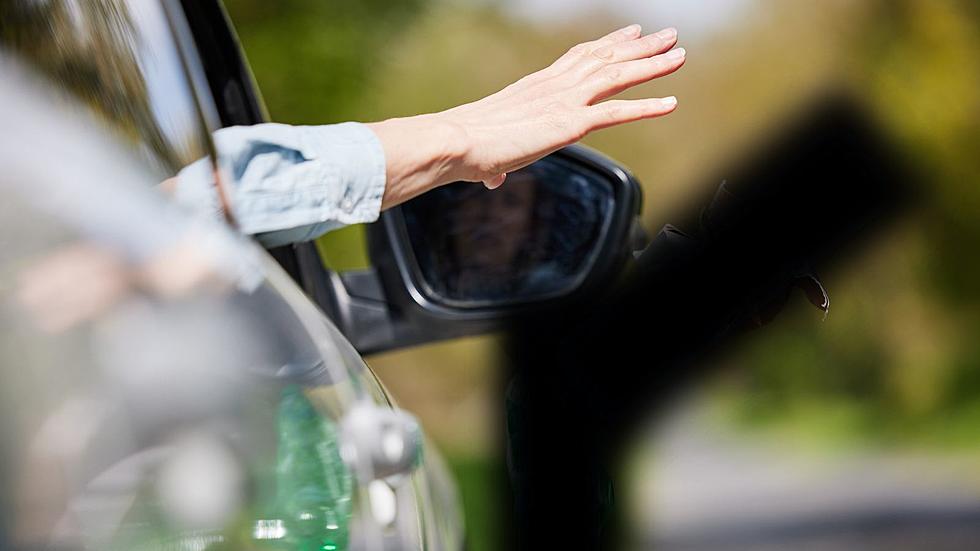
[623,23,642,36]
[666,47,686,61]
[661,96,678,107]
[655,27,678,41]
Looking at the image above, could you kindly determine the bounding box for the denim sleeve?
[174,122,386,247]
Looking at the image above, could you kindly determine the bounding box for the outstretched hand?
[369,25,685,207]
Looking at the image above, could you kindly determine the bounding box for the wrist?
[367,115,470,209]
[421,113,472,182]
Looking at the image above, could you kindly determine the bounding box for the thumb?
[483,173,507,189]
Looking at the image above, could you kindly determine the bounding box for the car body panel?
[0,1,463,549]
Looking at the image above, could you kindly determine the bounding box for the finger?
[488,24,644,105]
[483,173,507,189]
[551,24,643,72]
[590,27,678,64]
[590,23,643,48]
[587,96,678,131]
[578,47,686,104]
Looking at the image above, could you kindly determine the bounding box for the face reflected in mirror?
[448,174,537,273]
[402,157,615,306]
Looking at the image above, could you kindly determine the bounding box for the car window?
[0,0,213,178]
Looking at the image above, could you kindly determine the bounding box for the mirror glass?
[402,156,615,307]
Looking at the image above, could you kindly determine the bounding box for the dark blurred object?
[504,95,916,549]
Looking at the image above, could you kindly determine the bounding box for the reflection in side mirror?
[402,157,615,307]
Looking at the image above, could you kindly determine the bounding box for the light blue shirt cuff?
[175,122,387,247]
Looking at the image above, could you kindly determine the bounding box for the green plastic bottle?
[108,386,354,551]
[268,385,354,551]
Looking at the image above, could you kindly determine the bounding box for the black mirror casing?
[349,144,643,354]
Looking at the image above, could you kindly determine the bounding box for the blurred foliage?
[220,0,980,544]
[224,0,428,124]
[724,0,980,450]
[224,0,980,447]
[448,456,504,551]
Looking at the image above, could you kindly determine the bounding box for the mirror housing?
[312,145,644,355]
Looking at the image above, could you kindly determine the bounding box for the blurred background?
[220,0,980,548]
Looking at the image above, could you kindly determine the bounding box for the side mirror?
[312,145,643,354]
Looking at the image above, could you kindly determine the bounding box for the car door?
[0,1,463,549]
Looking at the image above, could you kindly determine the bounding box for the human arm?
[170,25,684,246]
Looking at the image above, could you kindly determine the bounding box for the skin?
[368,24,686,209]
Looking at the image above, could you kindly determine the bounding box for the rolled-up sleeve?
[174,122,386,247]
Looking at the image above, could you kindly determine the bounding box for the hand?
[369,25,685,207]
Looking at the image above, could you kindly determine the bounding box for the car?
[0,1,645,549]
